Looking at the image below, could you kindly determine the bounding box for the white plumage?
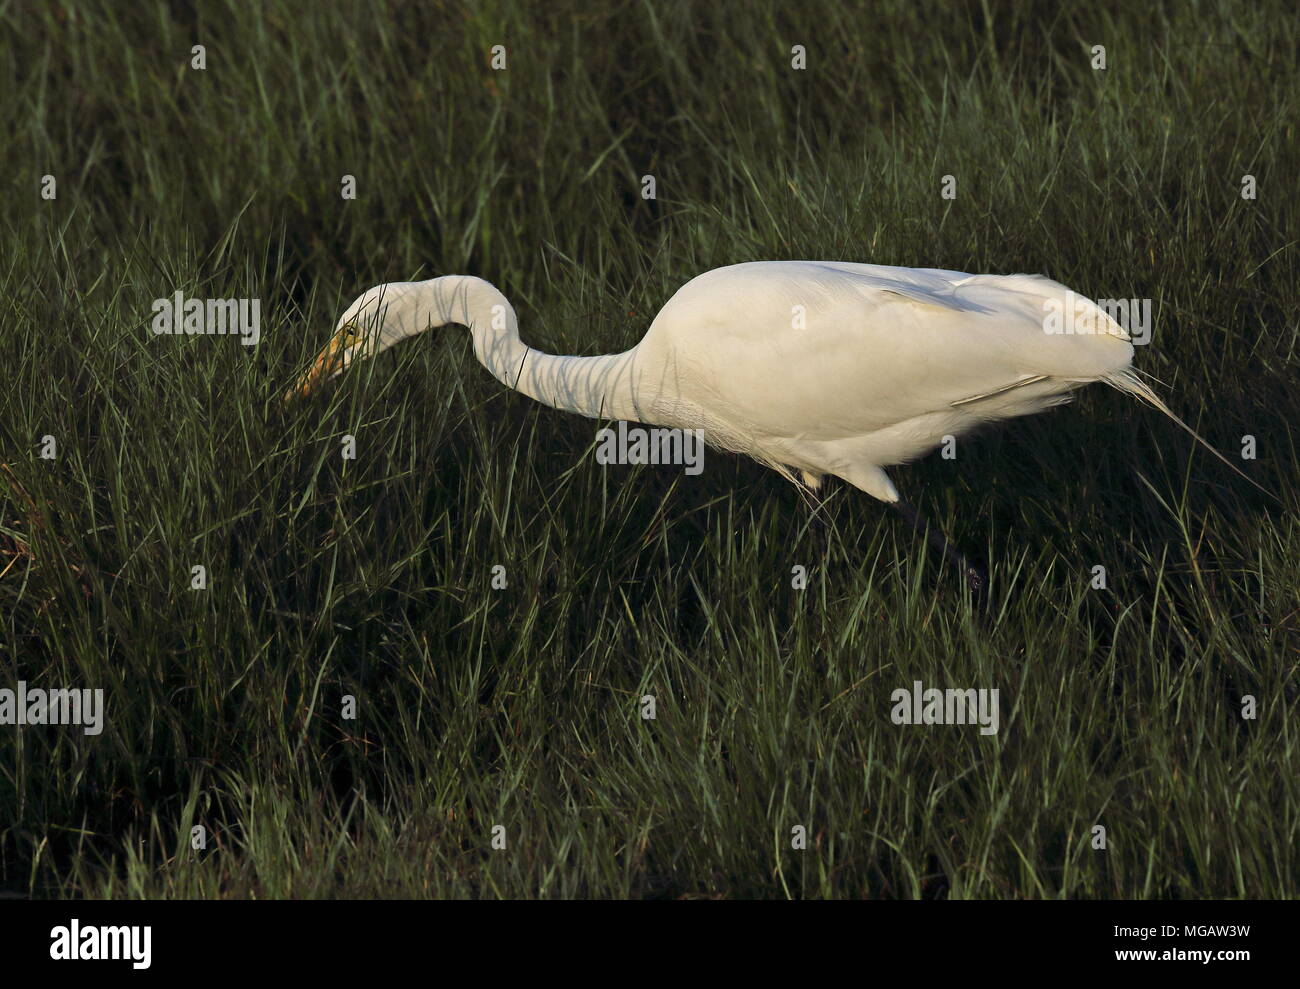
[290,261,1155,509]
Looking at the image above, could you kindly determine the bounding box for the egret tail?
[1102,367,1274,500]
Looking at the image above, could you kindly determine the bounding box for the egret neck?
[395,276,653,423]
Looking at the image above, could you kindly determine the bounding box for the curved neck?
[420,275,648,422]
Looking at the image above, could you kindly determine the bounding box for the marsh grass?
[0,0,1296,897]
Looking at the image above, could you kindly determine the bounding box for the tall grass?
[0,0,1296,897]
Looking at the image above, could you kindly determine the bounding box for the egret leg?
[891,498,987,596]
[803,478,834,566]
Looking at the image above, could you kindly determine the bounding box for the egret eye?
[340,322,360,344]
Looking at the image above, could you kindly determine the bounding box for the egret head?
[285,282,424,401]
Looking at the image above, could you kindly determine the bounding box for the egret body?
[290,261,1221,588]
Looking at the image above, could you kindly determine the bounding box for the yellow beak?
[284,334,348,403]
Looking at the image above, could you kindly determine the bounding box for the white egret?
[288,262,1248,589]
